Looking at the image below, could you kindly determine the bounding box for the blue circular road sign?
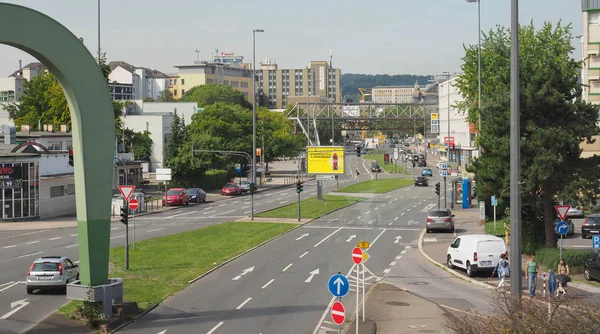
[328,274,350,297]
[555,221,569,236]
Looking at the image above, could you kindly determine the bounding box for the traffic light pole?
[443,176,447,208]
[124,201,129,271]
[297,191,301,222]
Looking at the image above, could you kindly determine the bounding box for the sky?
[0,0,584,77]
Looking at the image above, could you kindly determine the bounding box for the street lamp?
[466,0,482,157]
[97,0,101,63]
[195,49,200,63]
[252,29,264,188]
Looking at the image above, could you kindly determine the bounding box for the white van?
[446,234,507,277]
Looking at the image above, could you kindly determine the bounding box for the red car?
[221,183,242,196]
[163,188,189,206]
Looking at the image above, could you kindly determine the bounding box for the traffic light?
[120,206,129,225]
[249,183,256,194]
[296,182,304,193]
[412,161,416,168]
[435,182,440,196]
[356,147,361,157]
[68,149,74,167]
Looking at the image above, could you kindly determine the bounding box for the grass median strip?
[367,153,406,173]
[255,195,365,219]
[335,178,413,194]
[59,221,297,317]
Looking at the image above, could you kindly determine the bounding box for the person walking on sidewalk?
[355,168,360,180]
[525,255,538,298]
[491,253,510,291]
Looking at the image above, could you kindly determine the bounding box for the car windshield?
[167,190,182,195]
[188,189,200,194]
[241,181,251,185]
[225,184,237,188]
[587,216,600,223]
[424,169,431,172]
[429,211,450,217]
[32,262,59,271]
[416,177,425,180]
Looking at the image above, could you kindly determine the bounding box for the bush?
[534,248,595,272]
[170,169,234,190]
[202,170,232,189]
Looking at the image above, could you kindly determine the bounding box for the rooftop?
[8,62,47,78]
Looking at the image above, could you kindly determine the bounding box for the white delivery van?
[446,234,507,277]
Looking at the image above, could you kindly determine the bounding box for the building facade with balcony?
[172,62,254,102]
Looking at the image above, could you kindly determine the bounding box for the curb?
[417,228,493,290]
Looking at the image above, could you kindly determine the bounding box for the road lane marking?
[242,206,249,209]
[207,321,224,334]
[369,229,387,249]
[313,227,343,247]
[401,212,405,216]
[401,250,407,254]
[236,297,252,309]
[386,195,391,198]
[394,217,399,221]
[147,228,164,233]
[3,245,17,249]
[111,227,119,231]
[15,251,43,259]
[49,237,62,241]
[390,261,397,266]
[26,241,39,245]
[218,210,235,216]
[365,211,371,215]
[383,268,390,274]
[374,207,379,211]
[65,244,78,248]
[244,211,251,214]
[357,216,361,219]
[310,192,316,195]
[280,201,289,204]
[110,235,125,240]
[381,204,386,207]
[0,281,15,288]
[282,263,293,272]
[218,204,226,207]
[367,220,375,225]
[0,281,22,292]
[167,211,197,219]
[262,279,274,289]
[204,210,216,215]
[70,234,77,237]
[299,251,309,258]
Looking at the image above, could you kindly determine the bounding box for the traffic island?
[334,178,413,194]
[255,195,366,220]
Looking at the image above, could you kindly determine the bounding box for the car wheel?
[447,255,455,269]
[26,287,34,295]
[426,228,430,233]
[450,227,455,233]
[466,261,473,277]
[584,267,591,281]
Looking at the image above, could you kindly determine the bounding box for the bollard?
[543,272,546,297]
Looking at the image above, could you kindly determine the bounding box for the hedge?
[533,248,595,272]
[201,170,232,189]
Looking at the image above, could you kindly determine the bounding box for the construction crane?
[358,88,371,141]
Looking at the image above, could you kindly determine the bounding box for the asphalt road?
[0,156,378,334]
[117,172,446,334]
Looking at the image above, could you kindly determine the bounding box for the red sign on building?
[444,136,455,145]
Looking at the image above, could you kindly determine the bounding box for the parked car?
[584,253,600,282]
[422,168,433,177]
[426,209,455,233]
[414,176,429,187]
[239,180,252,193]
[187,188,206,203]
[26,256,79,294]
[553,218,574,237]
[582,214,600,239]
[371,162,382,173]
[163,188,189,206]
[221,182,242,196]
[566,205,585,218]
[418,160,427,167]
[446,234,507,277]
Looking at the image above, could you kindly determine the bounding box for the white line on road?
[26,241,39,245]
[401,250,407,254]
[49,237,62,241]
[3,245,17,249]
[367,220,375,225]
[147,228,164,233]
[357,216,361,219]
[65,244,78,248]
[207,321,224,334]
[313,227,343,248]
[388,222,392,226]
[365,211,371,215]
[236,297,252,309]
[280,201,289,204]
[218,204,226,207]
[310,192,316,195]
[110,235,125,240]
[382,268,390,274]
[244,211,251,214]
[218,210,235,216]
[167,211,197,219]
[390,261,397,266]
[374,207,379,211]
[204,210,216,215]
[295,233,309,240]
[282,263,293,272]
[407,208,411,212]
[394,217,399,221]
[401,212,405,216]
[0,281,22,292]
[381,204,386,207]
[369,229,387,249]
[15,251,43,259]
[242,206,249,209]
[111,227,119,231]
[70,234,77,237]
[386,195,391,198]
[0,281,14,288]
[299,251,309,258]
[262,279,274,289]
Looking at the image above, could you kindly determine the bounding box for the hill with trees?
[341,73,433,101]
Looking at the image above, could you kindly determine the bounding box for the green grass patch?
[485,217,509,236]
[335,178,413,194]
[367,153,405,173]
[58,300,83,319]
[255,195,365,219]
[535,248,596,273]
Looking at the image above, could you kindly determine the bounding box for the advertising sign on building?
[307,146,345,175]
[0,163,23,189]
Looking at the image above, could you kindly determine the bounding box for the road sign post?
[331,300,345,333]
[328,274,350,298]
[555,205,571,260]
[592,235,600,250]
[129,199,139,250]
[491,195,498,230]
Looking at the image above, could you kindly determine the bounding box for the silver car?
[26,256,79,294]
[240,180,251,193]
[426,209,455,233]
[567,206,585,218]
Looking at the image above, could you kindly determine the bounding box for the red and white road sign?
[330,301,345,325]
[352,246,363,265]
[555,205,570,221]
[118,185,135,201]
[128,199,139,210]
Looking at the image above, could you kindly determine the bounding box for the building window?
[173,90,177,96]
[590,12,600,25]
[182,89,186,96]
[174,79,177,85]
[50,185,64,198]
[241,82,248,88]
[169,79,172,85]
[231,81,239,88]
[181,79,185,85]
[66,184,76,195]
[66,141,73,150]
[47,141,62,151]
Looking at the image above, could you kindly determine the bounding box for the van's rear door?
[476,240,506,268]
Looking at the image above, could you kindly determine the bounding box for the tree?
[455,22,600,249]
[180,84,252,109]
[156,89,174,102]
[143,97,155,102]
[258,107,305,168]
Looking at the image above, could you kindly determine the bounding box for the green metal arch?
[0,4,114,286]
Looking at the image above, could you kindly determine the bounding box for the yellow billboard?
[307,146,345,175]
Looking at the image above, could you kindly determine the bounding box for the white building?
[438,76,477,165]
[108,61,170,101]
[372,83,420,104]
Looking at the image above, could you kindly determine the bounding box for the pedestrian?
[525,255,538,298]
[335,174,339,188]
[355,168,360,180]
[491,253,510,291]
[556,258,571,294]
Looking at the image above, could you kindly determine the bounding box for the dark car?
[415,176,429,186]
[163,188,189,206]
[371,162,382,173]
[582,214,600,239]
[188,188,206,203]
[418,160,427,167]
[584,253,600,282]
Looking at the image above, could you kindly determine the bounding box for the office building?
[108,61,170,101]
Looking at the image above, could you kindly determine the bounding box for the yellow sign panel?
[307,146,345,175]
[362,251,370,263]
[358,241,370,249]
[431,113,438,121]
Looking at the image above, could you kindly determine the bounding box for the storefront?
[1,160,40,220]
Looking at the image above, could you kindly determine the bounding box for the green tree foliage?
[455,22,600,249]
[164,111,188,172]
[258,107,305,166]
[156,89,174,102]
[180,84,251,109]
[342,74,431,101]
[120,129,153,161]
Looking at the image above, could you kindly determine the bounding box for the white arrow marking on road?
[346,235,356,242]
[333,277,346,295]
[394,236,402,244]
[305,268,319,283]
[295,233,309,240]
[232,266,255,280]
[157,330,167,334]
[0,298,29,320]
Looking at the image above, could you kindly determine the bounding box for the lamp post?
[195,49,200,63]
[466,0,482,157]
[252,29,264,187]
[442,71,452,208]
[97,0,101,63]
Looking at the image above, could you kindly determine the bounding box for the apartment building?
[372,82,422,104]
[108,61,170,101]
[0,61,46,103]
